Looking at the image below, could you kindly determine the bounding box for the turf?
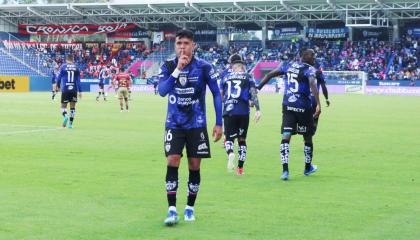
[0,92,419,240]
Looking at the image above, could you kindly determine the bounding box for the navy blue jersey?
[57,63,82,93]
[219,67,233,81]
[51,69,59,84]
[158,57,223,129]
[311,69,325,108]
[278,62,316,109]
[220,71,255,116]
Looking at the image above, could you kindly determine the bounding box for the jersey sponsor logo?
[226,104,234,112]
[225,99,239,104]
[198,143,208,151]
[175,87,194,95]
[177,97,199,106]
[188,76,199,82]
[169,95,177,104]
[287,106,305,113]
[288,95,298,102]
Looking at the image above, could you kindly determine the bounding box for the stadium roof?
[1,0,419,29]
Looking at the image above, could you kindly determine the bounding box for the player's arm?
[249,74,261,122]
[257,68,283,90]
[320,81,330,106]
[56,68,63,92]
[219,79,224,102]
[250,86,260,111]
[205,65,223,142]
[317,71,330,106]
[76,69,82,98]
[309,75,321,117]
[128,74,132,89]
[158,61,177,97]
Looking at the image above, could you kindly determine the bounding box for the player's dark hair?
[66,54,74,62]
[120,66,125,72]
[176,29,194,41]
[301,49,315,64]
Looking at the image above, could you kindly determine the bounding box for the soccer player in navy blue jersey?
[55,55,82,129]
[311,67,330,134]
[220,54,261,175]
[158,30,223,225]
[258,49,321,180]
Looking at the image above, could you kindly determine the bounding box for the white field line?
[0,123,57,128]
[0,127,63,136]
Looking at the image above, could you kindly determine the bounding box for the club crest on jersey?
[200,132,205,140]
[165,143,171,152]
[179,75,188,86]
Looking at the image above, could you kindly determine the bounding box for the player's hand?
[212,125,222,142]
[249,100,254,108]
[78,92,82,99]
[177,53,190,70]
[326,99,330,107]
[254,110,261,123]
[314,104,321,118]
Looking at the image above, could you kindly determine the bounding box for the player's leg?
[223,116,236,172]
[128,89,132,100]
[117,89,124,112]
[52,83,57,100]
[68,101,76,129]
[184,128,211,221]
[61,93,69,128]
[185,157,201,221]
[312,105,319,135]
[96,84,101,101]
[124,90,129,111]
[300,111,317,176]
[236,115,250,175]
[280,107,296,180]
[163,129,185,226]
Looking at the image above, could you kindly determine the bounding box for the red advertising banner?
[18,23,136,35]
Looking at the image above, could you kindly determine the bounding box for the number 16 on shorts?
[164,129,173,153]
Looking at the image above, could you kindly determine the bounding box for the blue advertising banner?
[273,27,300,37]
[307,27,349,39]
[407,27,420,37]
[367,80,420,87]
[30,76,96,92]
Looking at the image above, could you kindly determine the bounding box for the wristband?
[171,68,181,78]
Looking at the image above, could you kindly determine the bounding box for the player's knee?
[167,155,181,167]
[188,158,201,170]
[303,135,313,144]
[238,139,246,146]
[282,132,292,141]
[124,98,128,101]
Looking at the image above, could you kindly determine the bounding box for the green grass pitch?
[0,92,419,240]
